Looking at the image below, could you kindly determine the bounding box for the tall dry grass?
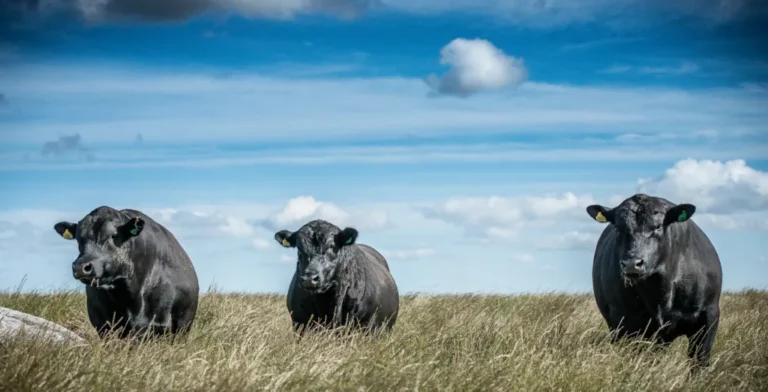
[1,289,766,391]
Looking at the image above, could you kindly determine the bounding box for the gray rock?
[0,307,87,345]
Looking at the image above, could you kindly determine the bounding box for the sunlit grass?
[1,289,766,391]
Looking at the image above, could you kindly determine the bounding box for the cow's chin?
[304,282,335,295]
[78,276,117,290]
[620,271,648,286]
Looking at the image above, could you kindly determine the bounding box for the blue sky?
[1,0,767,294]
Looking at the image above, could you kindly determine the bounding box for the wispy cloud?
[1,141,766,171]
[601,61,700,75]
[2,62,766,146]
[39,134,95,162]
[560,37,648,51]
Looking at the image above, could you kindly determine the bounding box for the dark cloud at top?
[1,0,382,25]
[41,133,95,161]
[2,0,767,31]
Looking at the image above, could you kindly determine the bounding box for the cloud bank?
[637,159,768,214]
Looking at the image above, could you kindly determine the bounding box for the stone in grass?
[0,307,87,345]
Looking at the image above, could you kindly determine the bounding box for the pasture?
[1,290,766,391]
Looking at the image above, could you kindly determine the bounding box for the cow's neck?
[633,259,680,328]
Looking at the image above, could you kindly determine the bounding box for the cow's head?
[274,219,358,294]
[586,194,696,280]
[54,206,144,289]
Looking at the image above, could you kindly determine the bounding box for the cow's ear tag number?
[595,211,607,223]
[677,210,688,222]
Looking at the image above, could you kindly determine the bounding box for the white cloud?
[422,193,596,240]
[381,248,437,260]
[425,38,528,97]
[263,196,388,231]
[637,159,768,214]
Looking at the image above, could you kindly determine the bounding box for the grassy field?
[1,290,766,391]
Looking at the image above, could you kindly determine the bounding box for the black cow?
[275,219,399,334]
[586,193,723,366]
[54,206,199,340]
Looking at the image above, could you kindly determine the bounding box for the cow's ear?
[118,217,145,238]
[586,205,614,224]
[275,230,296,248]
[663,203,696,226]
[54,222,77,240]
[335,227,358,248]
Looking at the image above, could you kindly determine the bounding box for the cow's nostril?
[82,263,93,274]
[310,275,320,284]
[634,259,644,267]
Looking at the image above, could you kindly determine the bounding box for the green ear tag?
[677,210,688,222]
[130,228,138,235]
[345,237,354,245]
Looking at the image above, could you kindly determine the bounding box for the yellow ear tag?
[281,239,291,247]
[62,229,74,239]
[595,212,607,223]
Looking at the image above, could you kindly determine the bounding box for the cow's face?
[274,220,358,294]
[54,207,144,290]
[586,194,696,281]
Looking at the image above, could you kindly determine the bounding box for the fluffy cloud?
[422,193,596,240]
[637,159,768,214]
[262,196,388,231]
[425,38,528,97]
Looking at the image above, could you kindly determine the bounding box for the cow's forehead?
[297,220,340,236]
[78,207,122,233]
[615,195,666,228]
